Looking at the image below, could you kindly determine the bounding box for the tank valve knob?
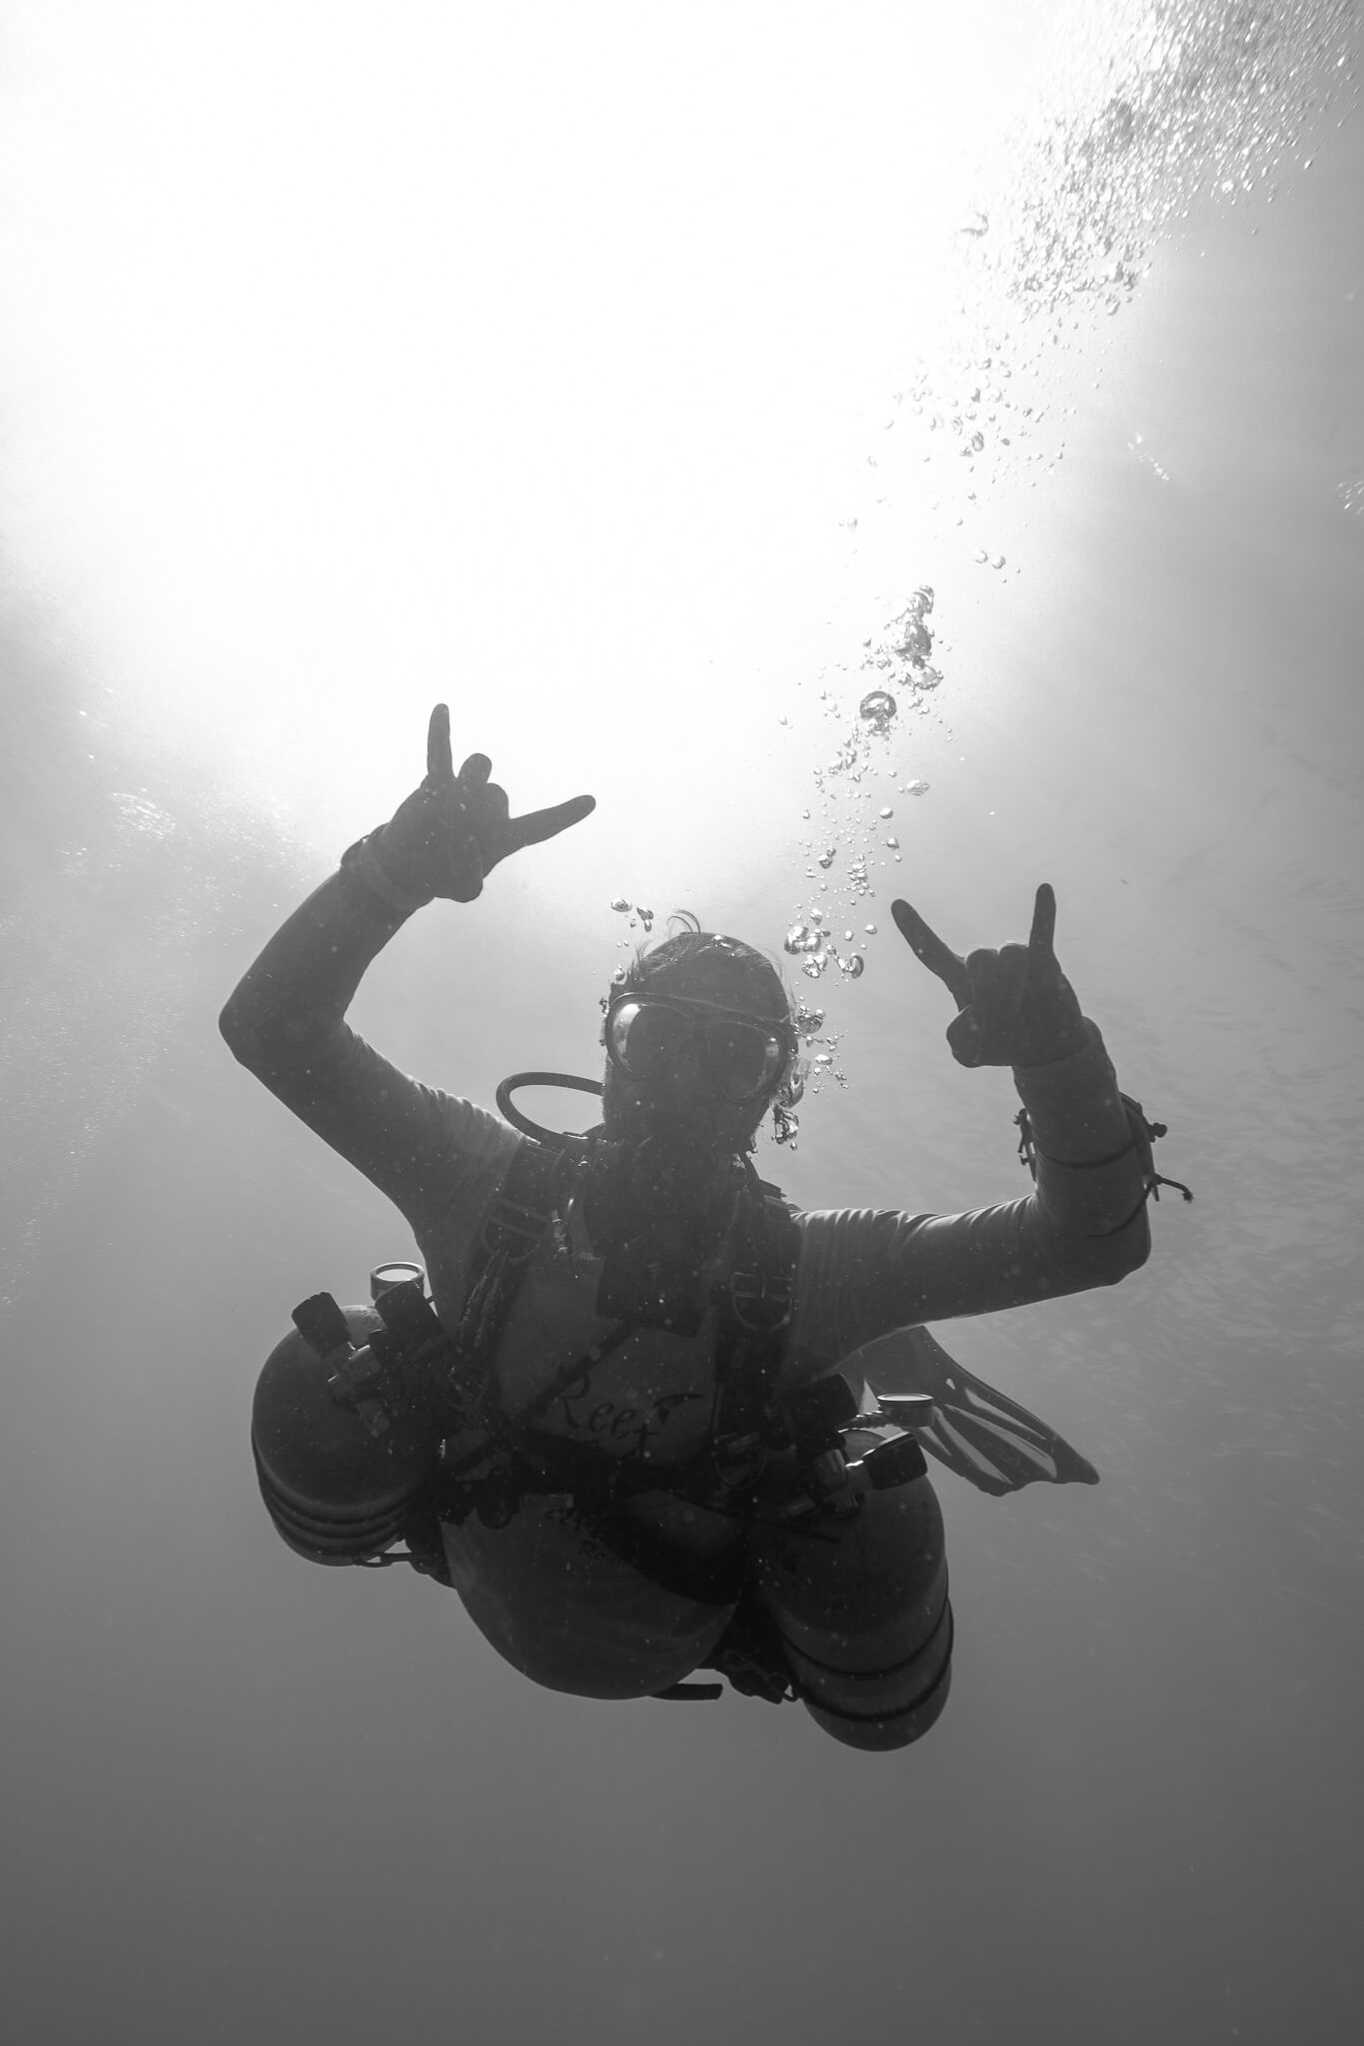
[291,1292,353,1358]
[860,1433,929,1490]
[808,1446,860,1516]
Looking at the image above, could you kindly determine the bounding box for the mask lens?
[607,1000,689,1081]
[697,1017,782,1100]
[609,1000,784,1103]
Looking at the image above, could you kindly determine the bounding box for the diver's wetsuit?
[223,864,1150,1702]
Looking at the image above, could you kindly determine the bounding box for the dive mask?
[603,994,793,1105]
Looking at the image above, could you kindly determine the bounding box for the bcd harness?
[298,1093,1190,1700]
[438,1138,826,1702]
[299,1130,930,1703]
[308,1092,1189,1563]
[430,1133,888,1544]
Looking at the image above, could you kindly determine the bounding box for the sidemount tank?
[251,1270,444,1565]
[751,1431,953,1752]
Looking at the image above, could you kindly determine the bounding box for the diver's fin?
[863,1326,1099,1498]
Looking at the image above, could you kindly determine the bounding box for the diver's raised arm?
[219,702,595,1054]
[891,885,1152,1267]
[217,703,594,1225]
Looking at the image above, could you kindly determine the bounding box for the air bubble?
[858,690,898,729]
[610,897,631,913]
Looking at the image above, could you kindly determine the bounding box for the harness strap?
[706,1168,801,1486]
[450,1145,800,1480]
[441,1137,572,1433]
[431,1142,804,1657]
[368,1143,804,1613]
[440,1319,639,1484]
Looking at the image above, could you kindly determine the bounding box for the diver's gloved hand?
[890,884,1087,1068]
[359,704,596,907]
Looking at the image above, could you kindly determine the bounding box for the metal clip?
[728,1266,795,1334]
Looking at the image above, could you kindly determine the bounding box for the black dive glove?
[346,703,596,910]
[891,884,1088,1068]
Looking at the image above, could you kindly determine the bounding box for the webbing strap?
[438,1150,802,1553]
[442,1137,571,1431]
[707,1173,800,1476]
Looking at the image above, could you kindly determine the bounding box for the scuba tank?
[247,1076,610,1572]
[747,1409,953,1750]
[251,1262,450,1566]
[692,1365,952,1746]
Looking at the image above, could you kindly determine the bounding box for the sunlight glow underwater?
[0,0,1356,1288]
[0,0,1351,845]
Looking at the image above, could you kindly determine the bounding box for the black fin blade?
[863,1326,1099,1498]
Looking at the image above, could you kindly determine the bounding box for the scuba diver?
[222,704,1188,1750]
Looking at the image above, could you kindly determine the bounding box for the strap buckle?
[727,1265,795,1333]
[479,1193,554,1260]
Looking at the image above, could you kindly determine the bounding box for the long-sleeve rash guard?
[222,861,1151,1696]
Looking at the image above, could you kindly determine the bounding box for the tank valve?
[807,1446,860,1517]
[291,1292,353,1358]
